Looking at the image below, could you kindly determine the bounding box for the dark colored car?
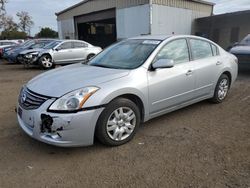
[0,41,20,58]
[6,39,55,63]
[229,34,250,65]
[2,40,33,59]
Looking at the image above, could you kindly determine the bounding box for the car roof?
[131,35,171,41]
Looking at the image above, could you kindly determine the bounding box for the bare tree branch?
[16,11,34,35]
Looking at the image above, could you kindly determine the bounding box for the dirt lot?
[0,60,249,188]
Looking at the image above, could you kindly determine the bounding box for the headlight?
[25,54,32,58]
[25,52,39,59]
[31,52,39,56]
[49,87,99,112]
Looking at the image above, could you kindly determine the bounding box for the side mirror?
[152,59,174,70]
[55,47,61,51]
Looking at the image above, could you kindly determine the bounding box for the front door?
[148,39,196,115]
[53,41,74,63]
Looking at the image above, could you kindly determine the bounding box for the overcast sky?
[5,0,250,36]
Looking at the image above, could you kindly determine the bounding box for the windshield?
[44,41,61,49]
[239,35,250,46]
[89,39,161,69]
[21,40,34,48]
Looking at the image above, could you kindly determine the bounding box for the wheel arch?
[221,71,232,88]
[109,94,145,122]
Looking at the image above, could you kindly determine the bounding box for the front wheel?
[39,55,54,69]
[210,74,230,103]
[95,98,141,146]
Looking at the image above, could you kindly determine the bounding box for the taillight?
[0,48,3,54]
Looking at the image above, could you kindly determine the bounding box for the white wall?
[116,4,150,39]
[151,4,193,35]
[57,18,75,39]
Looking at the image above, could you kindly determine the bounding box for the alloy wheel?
[41,56,53,68]
[218,78,229,100]
[106,107,136,141]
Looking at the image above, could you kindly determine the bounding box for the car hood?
[20,48,44,55]
[230,45,250,55]
[27,63,130,97]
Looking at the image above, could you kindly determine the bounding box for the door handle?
[186,70,193,76]
[216,61,222,65]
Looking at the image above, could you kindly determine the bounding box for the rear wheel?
[95,98,141,146]
[87,54,95,61]
[39,54,54,69]
[210,74,230,103]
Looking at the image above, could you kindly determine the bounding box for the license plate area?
[18,106,35,129]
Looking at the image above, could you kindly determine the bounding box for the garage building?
[56,0,214,48]
[195,10,250,49]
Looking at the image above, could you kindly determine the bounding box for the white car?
[19,40,102,69]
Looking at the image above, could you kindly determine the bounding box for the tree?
[0,15,18,31]
[0,28,27,39]
[0,0,7,12]
[0,0,7,29]
[36,27,58,38]
[16,11,34,35]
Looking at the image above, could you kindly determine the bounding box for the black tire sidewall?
[87,54,95,61]
[96,98,141,146]
[39,54,53,69]
[212,74,230,103]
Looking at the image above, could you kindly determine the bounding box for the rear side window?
[73,42,88,48]
[211,44,219,56]
[154,39,190,64]
[190,39,213,60]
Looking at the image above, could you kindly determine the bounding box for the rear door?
[188,38,222,97]
[53,41,74,63]
[72,41,89,61]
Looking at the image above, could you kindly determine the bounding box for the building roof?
[197,9,250,21]
[56,0,89,16]
[56,0,214,16]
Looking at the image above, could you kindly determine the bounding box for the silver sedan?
[17,35,238,147]
[35,40,102,69]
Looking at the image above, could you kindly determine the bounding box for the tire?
[87,54,95,61]
[39,54,54,69]
[210,74,230,103]
[95,98,141,146]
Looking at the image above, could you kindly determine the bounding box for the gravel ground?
[0,60,249,188]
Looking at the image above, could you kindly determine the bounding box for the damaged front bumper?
[17,99,104,147]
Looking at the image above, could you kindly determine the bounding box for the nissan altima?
[17,35,238,147]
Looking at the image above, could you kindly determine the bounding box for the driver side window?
[59,42,72,50]
[154,39,190,64]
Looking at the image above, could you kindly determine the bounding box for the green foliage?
[0,29,27,39]
[36,27,58,38]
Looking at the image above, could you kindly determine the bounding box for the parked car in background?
[6,39,55,63]
[2,40,33,59]
[0,40,19,58]
[17,35,238,147]
[229,34,250,65]
[21,40,102,69]
[18,40,62,66]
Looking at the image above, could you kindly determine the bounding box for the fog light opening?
[41,114,53,133]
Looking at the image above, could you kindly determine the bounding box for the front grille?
[19,87,51,110]
[234,54,250,63]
